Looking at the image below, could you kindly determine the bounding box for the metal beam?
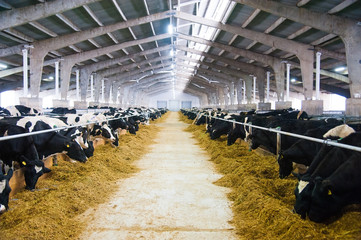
[0,0,102,30]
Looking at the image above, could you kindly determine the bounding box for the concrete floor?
[80,112,237,240]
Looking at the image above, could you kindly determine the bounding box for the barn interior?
[0,0,360,114]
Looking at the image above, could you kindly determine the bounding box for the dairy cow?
[0,122,50,190]
[0,168,13,214]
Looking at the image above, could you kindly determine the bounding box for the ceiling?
[0,0,359,104]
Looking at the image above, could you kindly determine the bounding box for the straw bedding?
[0,113,169,240]
[179,112,361,240]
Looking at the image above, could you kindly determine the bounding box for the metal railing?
[0,114,138,142]
[184,110,361,153]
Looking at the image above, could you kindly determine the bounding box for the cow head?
[0,169,13,214]
[64,141,87,163]
[83,141,94,158]
[277,153,293,179]
[308,178,340,223]
[22,157,51,190]
[293,178,314,219]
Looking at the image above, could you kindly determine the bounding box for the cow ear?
[5,169,13,179]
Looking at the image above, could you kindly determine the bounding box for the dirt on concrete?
[79,112,237,240]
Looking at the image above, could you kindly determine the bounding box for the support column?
[29,48,47,97]
[60,60,75,100]
[253,76,256,103]
[22,48,28,97]
[76,70,80,100]
[344,29,361,116]
[238,75,256,111]
[286,63,290,101]
[266,71,270,102]
[315,52,321,100]
[236,80,243,105]
[273,61,285,102]
[90,74,94,101]
[103,79,112,104]
[55,61,59,98]
[74,68,90,109]
[275,62,292,110]
[258,71,271,111]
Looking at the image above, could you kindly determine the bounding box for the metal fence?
[184,109,361,153]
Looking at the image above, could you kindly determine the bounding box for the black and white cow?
[277,124,353,179]
[2,105,41,116]
[308,151,361,222]
[63,113,119,146]
[50,107,76,115]
[293,132,361,220]
[0,122,51,190]
[11,116,88,162]
[0,168,13,214]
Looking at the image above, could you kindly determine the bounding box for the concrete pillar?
[60,60,74,100]
[286,63,290,101]
[253,76,256,103]
[229,82,235,105]
[104,79,112,103]
[93,74,102,103]
[22,48,28,97]
[255,70,265,103]
[266,71,270,102]
[299,53,314,100]
[111,81,118,104]
[315,52,321,100]
[273,61,285,101]
[217,87,225,106]
[223,86,230,106]
[236,80,243,105]
[245,76,252,104]
[301,100,323,116]
[258,102,271,111]
[76,70,80,100]
[243,80,246,103]
[29,48,47,97]
[54,61,59,98]
[90,74,94,101]
[79,68,89,102]
[275,101,292,110]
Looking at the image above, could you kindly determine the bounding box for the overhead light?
[334,66,346,72]
[171,63,175,69]
[0,63,7,69]
[49,76,54,80]
[291,78,296,83]
[170,49,174,56]
[168,24,173,34]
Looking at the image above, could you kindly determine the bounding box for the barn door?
[168,100,180,111]
[181,101,192,109]
[157,101,167,108]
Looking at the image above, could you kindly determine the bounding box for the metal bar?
[266,71,270,102]
[183,110,361,153]
[0,114,138,142]
[286,63,290,101]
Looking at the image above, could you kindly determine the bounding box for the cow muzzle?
[0,204,6,214]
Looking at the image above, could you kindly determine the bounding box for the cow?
[293,132,361,220]
[277,124,353,179]
[3,105,41,116]
[248,118,343,154]
[0,168,13,214]
[50,107,76,115]
[308,151,361,222]
[10,116,88,162]
[62,113,119,146]
[0,122,51,190]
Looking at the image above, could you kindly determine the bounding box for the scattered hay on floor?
[0,124,161,240]
[180,114,361,240]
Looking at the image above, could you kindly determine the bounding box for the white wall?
[147,91,200,111]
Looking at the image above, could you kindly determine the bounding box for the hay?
[180,112,361,240]
[0,123,161,240]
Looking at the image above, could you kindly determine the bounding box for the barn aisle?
[79,111,237,240]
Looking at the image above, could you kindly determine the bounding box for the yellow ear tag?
[66,144,70,148]
[328,189,332,195]
[22,161,27,166]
